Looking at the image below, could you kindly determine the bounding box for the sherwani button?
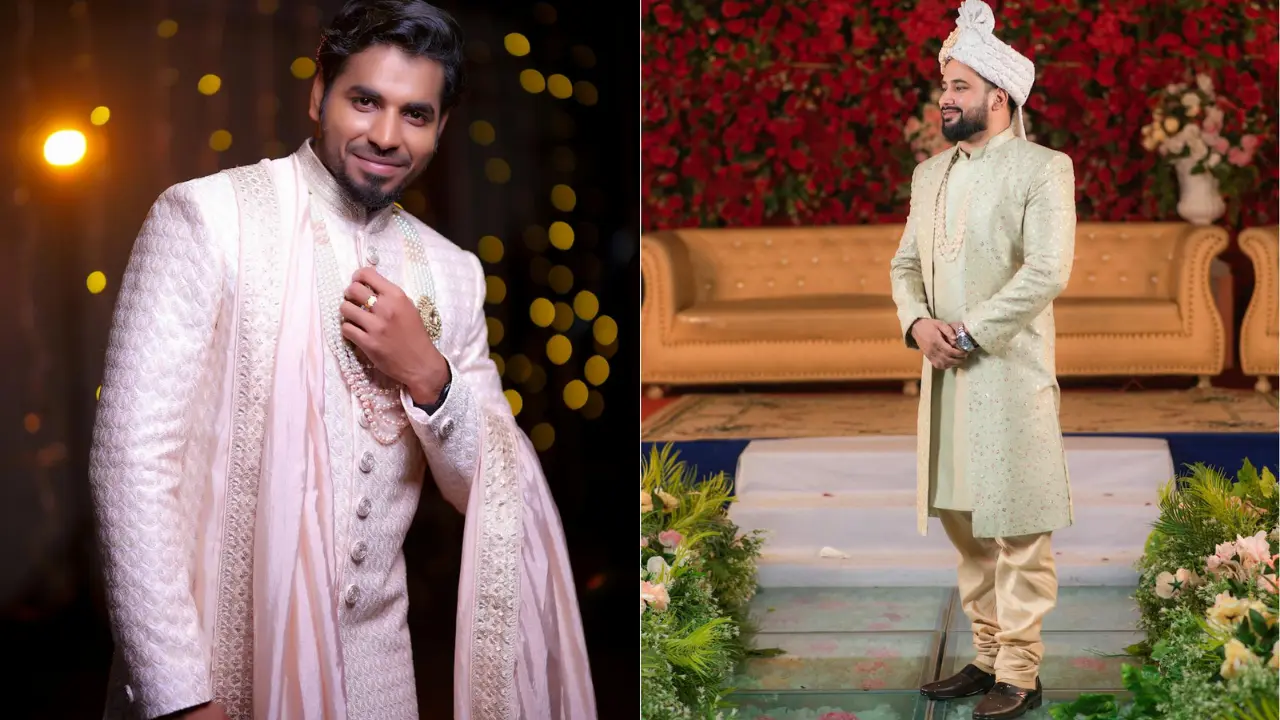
[358,413,370,429]
[124,685,134,702]
[344,584,361,607]
[367,246,380,266]
[356,496,372,518]
[360,451,375,473]
[440,418,455,438]
[351,540,368,563]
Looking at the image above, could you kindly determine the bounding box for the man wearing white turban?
[889,1,1077,718]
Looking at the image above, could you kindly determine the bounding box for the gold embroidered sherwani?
[89,142,595,719]
[889,125,1077,685]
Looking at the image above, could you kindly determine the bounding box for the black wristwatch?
[415,380,451,416]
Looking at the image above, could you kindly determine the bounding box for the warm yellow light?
[547,74,573,99]
[546,335,572,365]
[548,221,574,250]
[507,354,533,383]
[548,265,574,294]
[478,235,504,263]
[90,106,111,126]
[520,69,546,94]
[550,184,576,211]
[563,380,588,410]
[290,57,316,79]
[490,352,506,376]
[504,33,531,57]
[96,385,102,400]
[573,291,599,320]
[552,302,574,331]
[43,130,87,166]
[530,298,555,327]
[485,276,507,304]
[486,317,504,345]
[585,355,610,386]
[524,225,549,252]
[23,413,41,434]
[197,74,222,95]
[593,315,618,345]
[485,158,511,184]
[157,19,178,38]
[574,81,599,106]
[531,423,555,451]
[469,120,495,146]
[86,271,107,294]
[209,129,233,152]
[525,365,548,393]
[504,389,523,416]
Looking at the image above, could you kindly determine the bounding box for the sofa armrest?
[1239,226,1279,332]
[641,232,697,338]
[1172,224,1229,332]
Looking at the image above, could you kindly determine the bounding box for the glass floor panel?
[941,631,1145,690]
[947,586,1139,633]
[727,690,926,720]
[932,691,1133,719]
[735,632,940,692]
[751,587,953,634]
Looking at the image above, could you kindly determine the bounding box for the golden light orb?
[469,120,496,146]
[504,389,523,416]
[520,69,546,94]
[209,129,233,152]
[86,271,107,294]
[290,57,316,79]
[573,291,599,320]
[546,335,572,365]
[548,221,574,250]
[531,423,555,451]
[504,33,531,57]
[485,158,511,184]
[585,355,610,386]
[478,235,504,263]
[90,106,111,126]
[197,74,222,95]
[563,380,588,410]
[530,298,555,327]
[43,130,86,166]
[485,276,507,304]
[486,317,504,345]
[593,315,618,345]
[547,74,573,99]
[550,184,576,211]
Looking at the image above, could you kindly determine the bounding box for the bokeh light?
[469,120,496,146]
[552,302,574,331]
[523,225,549,252]
[96,385,102,401]
[593,315,618,345]
[573,291,599,320]
[585,355,610,386]
[582,389,605,419]
[486,317,504,345]
[574,81,599,106]
[547,74,573,99]
[290,57,316,79]
[524,365,548,393]
[44,130,86,166]
[548,265,574,294]
[529,256,552,285]
[533,2,558,24]
[209,130,233,152]
[490,352,505,376]
[504,389,523,416]
[504,33,531,57]
[531,423,555,451]
[23,413,41,434]
[571,45,596,68]
[197,74,222,95]
[90,106,110,126]
[478,235,504,263]
[546,335,572,365]
[520,69,546,94]
[485,158,511,183]
[507,355,533,383]
[530,298,555,327]
[156,19,178,38]
[548,221,574,250]
[550,184,576,211]
[563,380,588,410]
[86,271,107,294]
[485,276,507,304]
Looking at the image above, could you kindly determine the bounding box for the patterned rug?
[641,389,1279,441]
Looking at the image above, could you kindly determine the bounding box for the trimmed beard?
[941,103,989,143]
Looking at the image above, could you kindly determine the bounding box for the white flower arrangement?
[1141,74,1260,176]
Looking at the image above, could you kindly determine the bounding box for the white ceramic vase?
[1174,156,1226,225]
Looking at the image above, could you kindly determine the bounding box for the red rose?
[652,3,673,27]
[714,36,731,54]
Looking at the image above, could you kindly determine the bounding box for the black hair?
[316,0,467,114]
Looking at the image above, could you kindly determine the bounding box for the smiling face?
[309,43,450,210]
[938,60,1006,143]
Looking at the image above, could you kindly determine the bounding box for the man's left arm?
[961,153,1076,355]
[399,254,503,511]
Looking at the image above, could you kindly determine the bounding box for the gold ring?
[363,294,378,311]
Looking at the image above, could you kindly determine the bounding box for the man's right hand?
[162,702,231,720]
[910,318,969,370]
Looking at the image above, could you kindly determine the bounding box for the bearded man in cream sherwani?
[889,2,1076,718]
[88,2,595,719]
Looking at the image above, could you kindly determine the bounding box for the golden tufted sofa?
[1239,226,1278,392]
[641,223,1229,396]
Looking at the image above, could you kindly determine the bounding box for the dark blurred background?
[0,0,637,717]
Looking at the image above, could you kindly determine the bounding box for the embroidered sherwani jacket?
[889,128,1077,539]
[90,145,594,719]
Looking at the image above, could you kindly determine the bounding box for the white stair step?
[735,435,1174,495]
[729,488,1159,552]
[755,546,1142,588]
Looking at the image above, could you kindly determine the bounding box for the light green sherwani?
[890,125,1077,539]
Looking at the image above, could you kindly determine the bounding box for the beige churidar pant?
[929,142,1058,689]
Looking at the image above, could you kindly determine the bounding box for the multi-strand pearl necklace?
[933,150,974,263]
[310,196,443,445]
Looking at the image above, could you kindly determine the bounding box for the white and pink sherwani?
[89,141,596,720]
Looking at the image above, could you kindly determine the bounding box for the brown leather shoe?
[972,678,1043,719]
[919,663,996,700]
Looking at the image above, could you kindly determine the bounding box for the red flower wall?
[641,0,1278,232]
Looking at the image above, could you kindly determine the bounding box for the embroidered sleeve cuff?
[402,356,482,505]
